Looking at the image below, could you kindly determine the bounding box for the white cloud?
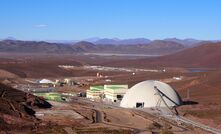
[34,24,48,28]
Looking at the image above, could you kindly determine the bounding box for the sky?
[0,0,220,40]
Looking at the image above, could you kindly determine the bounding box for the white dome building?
[120,80,182,108]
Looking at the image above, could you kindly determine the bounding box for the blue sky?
[0,0,220,40]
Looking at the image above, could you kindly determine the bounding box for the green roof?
[34,92,62,101]
[90,86,104,91]
[105,85,128,90]
[89,85,128,91]
[107,86,123,90]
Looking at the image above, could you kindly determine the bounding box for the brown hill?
[71,41,97,52]
[150,42,221,68]
[102,42,221,68]
[139,40,185,54]
[0,83,51,130]
[0,40,186,55]
[0,40,75,54]
[72,40,185,55]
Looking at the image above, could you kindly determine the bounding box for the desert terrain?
[0,41,221,134]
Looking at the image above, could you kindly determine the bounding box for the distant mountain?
[119,38,151,45]
[0,39,189,55]
[83,37,101,42]
[93,38,120,45]
[143,40,185,49]
[104,42,221,68]
[72,40,185,55]
[133,40,185,54]
[94,38,151,45]
[0,40,75,53]
[44,40,77,44]
[72,41,97,52]
[152,41,221,68]
[164,38,202,47]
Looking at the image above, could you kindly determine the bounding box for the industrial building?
[86,85,128,102]
[120,80,182,108]
[104,85,128,102]
[86,86,104,100]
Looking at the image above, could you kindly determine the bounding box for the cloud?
[34,24,48,28]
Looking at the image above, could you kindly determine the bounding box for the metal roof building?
[86,85,128,102]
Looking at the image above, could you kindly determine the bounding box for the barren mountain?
[72,40,185,55]
[151,42,221,68]
[164,38,202,47]
[102,42,221,68]
[140,40,185,54]
[71,41,97,52]
[0,39,189,55]
[0,40,74,54]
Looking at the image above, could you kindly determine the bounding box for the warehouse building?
[86,85,128,102]
[120,80,182,108]
[86,86,105,100]
[104,85,128,102]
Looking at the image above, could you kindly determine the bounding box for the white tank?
[120,80,182,108]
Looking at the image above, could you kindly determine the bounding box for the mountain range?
[1,37,207,45]
[0,38,218,55]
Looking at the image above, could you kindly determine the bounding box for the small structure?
[55,79,60,83]
[173,76,183,80]
[86,85,128,102]
[96,72,103,78]
[38,79,54,87]
[39,79,54,84]
[105,79,112,82]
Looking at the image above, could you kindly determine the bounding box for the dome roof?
[120,80,182,108]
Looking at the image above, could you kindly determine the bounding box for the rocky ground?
[0,53,221,133]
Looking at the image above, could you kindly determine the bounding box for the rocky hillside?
[0,83,51,130]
